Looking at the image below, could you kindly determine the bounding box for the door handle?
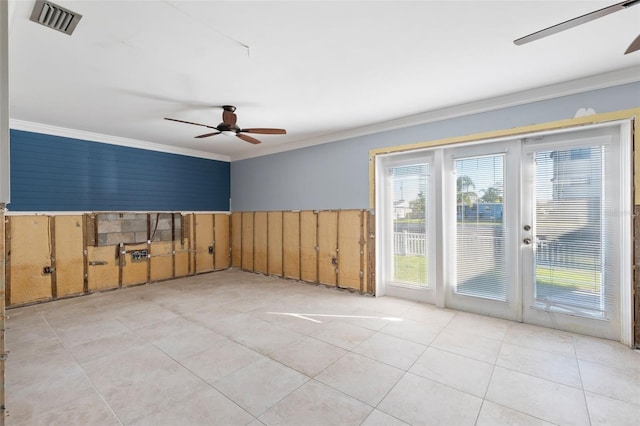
[523,237,532,245]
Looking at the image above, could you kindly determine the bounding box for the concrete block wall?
[94,213,182,246]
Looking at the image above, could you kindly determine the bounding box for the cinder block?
[157,218,172,230]
[99,213,120,222]
[99,220,122,233]
[123,219,148,233]
[135,232,148,243]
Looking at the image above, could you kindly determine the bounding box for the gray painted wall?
[231,82,640,211]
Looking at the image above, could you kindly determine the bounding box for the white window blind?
[533,145,610,318]
[453,154,507,301]
[390,163,429,287]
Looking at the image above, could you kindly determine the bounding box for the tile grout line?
[8,270,639,425]
[365,313,455,425]
[149,338,259,423]
[573,335,595,426]
[473,320,507,425]
[40,314,126,426]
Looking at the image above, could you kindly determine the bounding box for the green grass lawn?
[392,255,600,294]
[536,266,601,293]
[394,255,428,285]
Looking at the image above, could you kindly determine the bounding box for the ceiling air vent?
[29,0,82,36]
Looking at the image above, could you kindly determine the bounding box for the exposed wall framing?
[195,214,214,274]
[241,212,254,271]
[3,212,231,307]
[300,211,317,283]
[283,211,300,280]
[3,209,374,308]
[233,209,374,294]
[253,211,268,274]
[267,211,283,277]
[231,212,242,268]
[214,214,230,271]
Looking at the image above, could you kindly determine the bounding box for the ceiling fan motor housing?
[217,123,241,133]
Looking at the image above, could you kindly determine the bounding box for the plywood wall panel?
[150,241,174,281]
[253,212,268,274]
[174,236,190,278]
[54,215,84,297]
[8,216,52,305]
[231,212,242,268]
[195,214,214,273]
[283,211,300,280]
[338,210,363,291]
[268,211,283,276]
[317,211,338,286]
[214,214,230,270]
[241,212,254,271]
[300,211,317,283]
[122,243,148,286]
[87,246,119,291]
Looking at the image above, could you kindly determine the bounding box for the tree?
[456,176,476,207]
[408,191,425,219]
[480,186,503,203]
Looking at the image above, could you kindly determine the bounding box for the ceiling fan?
[514,0,640,54]
[165,105,286,144]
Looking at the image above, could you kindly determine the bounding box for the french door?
[443,141,521,321]
[520,127,629,340]
[376,122,631,342]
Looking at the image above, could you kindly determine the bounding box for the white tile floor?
[5,269,640,425]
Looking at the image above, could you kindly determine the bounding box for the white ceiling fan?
[514,0,640,54]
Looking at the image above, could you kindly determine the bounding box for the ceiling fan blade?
[514,0,639,46]
[241,128,287,135]
[625,33,640,54]
[237,133,262,144]
[164,117,218,129]
[195,132,221,139]
[223,110,237,126]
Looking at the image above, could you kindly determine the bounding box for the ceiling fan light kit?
[165,105,286,145]
[514,0,640,54]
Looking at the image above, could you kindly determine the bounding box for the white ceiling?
[7,0,640,161]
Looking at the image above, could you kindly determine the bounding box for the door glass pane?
[454,155,507,301]
[391,163,429,287]
[534,146,606,317]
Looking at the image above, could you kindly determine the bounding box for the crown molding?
[9,119,231,162]
[231,66,640,161]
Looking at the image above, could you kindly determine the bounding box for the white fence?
[394,231,426,256]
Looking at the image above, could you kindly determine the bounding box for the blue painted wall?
[231,82,640,211]
[9,130,230,211]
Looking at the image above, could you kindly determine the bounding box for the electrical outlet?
[208,246,214,254]
[131,250,148,262]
